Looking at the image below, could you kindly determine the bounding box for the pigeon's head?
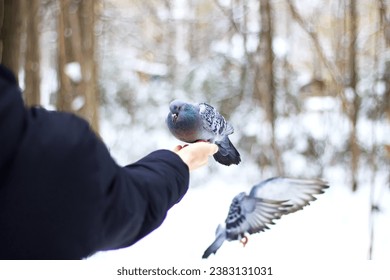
[166,99,202,142]
[169,100,187,124]
[167,100,198,126]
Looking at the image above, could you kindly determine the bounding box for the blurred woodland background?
[0,0,389,259]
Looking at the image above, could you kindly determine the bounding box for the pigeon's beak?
[172,113,178,123]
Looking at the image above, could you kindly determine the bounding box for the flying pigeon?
[166,99,241,166]
[202,177,329,259]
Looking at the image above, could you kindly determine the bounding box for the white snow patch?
[71,95,85,111]
[304,96,339,111]
[64,62,82,83]
[273,37,289,58]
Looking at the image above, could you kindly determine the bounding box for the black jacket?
[0,65,189,259]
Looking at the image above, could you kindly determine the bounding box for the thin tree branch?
[286,1,345,93]
[213,0,242,35]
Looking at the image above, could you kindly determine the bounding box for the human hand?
[173,142,218,171]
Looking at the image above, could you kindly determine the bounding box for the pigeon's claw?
[240,235,248,247]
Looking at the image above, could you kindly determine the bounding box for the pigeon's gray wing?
[198,103,233,138]
[249,177,329,214]
[197,102,241,166]
[224,193,290,240]
[202,225,226,259]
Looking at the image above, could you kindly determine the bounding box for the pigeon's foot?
[240,235,248,247]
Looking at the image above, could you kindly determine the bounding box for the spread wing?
[224,193,291,240]
[203,177,328,258]
[249,177,329,214]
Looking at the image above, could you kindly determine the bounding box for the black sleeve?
[97,149,190,252]
[0,65,190,259]
[0,64,26,172]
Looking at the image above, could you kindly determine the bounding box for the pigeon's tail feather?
[213,136,241,166]
[202,231,226,259]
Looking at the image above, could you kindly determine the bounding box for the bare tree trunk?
[379,0,390,121]
[238,0,249,100]
[367,0,390,259]
[57,0,73,112]
[348,0,360,192]
[78,0,99,132]
[165,1,179,92]
[287,0,361,190]
[254,0,283,174]
[57,0,99,132]
[24,0,41,107]
[0,0,23,78]
[257,0,275,127]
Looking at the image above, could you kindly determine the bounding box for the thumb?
[209,143,219,155]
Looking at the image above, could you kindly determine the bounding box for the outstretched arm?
[0,65,208,259]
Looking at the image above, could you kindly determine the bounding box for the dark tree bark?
[0,0,23,79]
[57,0,100,132]
[24,0,41,106]
[348,0,360,192]
[253,0,283,174]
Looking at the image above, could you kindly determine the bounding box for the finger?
[210,144,219,154]
[192,141,218,153]
[172,145,183,152]
[199,142,218,155]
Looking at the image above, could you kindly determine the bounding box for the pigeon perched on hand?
[166,99,241,166]
[202,177,329,259]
